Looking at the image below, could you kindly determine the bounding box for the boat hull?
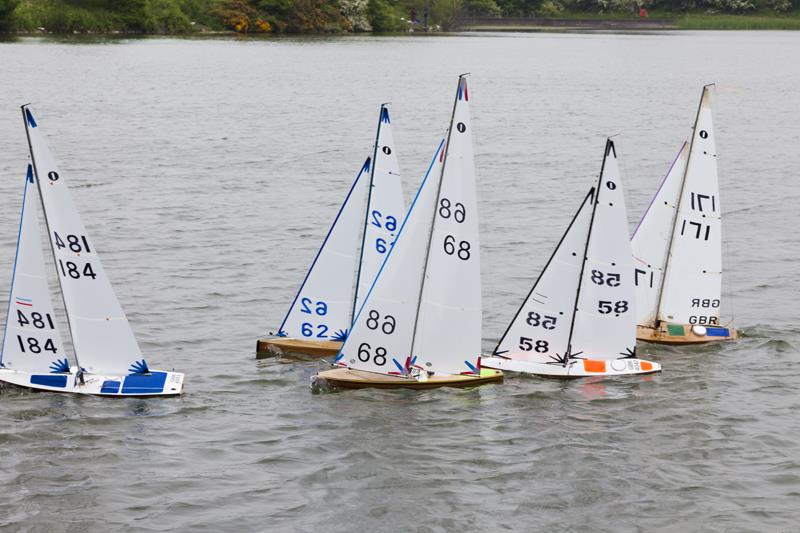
[312,367,503,390]
[256,337,343,359]
[480,356,661,378]
[637,324,738,345]
[0,368,184,397]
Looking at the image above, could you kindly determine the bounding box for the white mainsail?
[336,141,445,374]
[631,143,689,328]
[569,140,637,360]
[23,106,143,376]
[492,190,593,363]
[658,86,723,327]
[1,166,69,374]
[353,105,406,316]
[413,76,482,375]
[278,158,372,342]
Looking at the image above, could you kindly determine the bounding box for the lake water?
[0,31,798,531]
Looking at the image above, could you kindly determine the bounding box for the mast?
[409,75,466,356]
[351,104,386,322]
[21,105,81,370]
[654,84,712,326]
[564,139,613,364]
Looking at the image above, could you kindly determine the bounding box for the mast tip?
[23,107,37,128]
[605,138,617,157]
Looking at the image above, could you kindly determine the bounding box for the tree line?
[1,0,799,34]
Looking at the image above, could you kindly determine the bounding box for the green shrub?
[367,0,406,31]
[144,0,191,32]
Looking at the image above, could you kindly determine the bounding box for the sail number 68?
[443,235,471,260]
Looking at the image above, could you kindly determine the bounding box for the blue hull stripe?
[101,380,121,394]
[30,375,67,388]
[121,372,167,394]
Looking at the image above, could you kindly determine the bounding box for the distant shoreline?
[456,14,800,31]
[4,13,800,37]
[456,17,677,31]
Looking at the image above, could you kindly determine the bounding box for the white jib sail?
[353,105,406,316]
[23,107,143,376]
[631,143,689,328]
[570,141,637,360]
[413,76,482,376]
[493,190,593,363]
[278,157,372,342]
[658,86,723,327]
[1,166,69,374]
[336,140,445,375]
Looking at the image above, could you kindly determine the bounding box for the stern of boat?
[480,356,660,378]
[637,324,739,345]
[87,370,184,397]
[257,336,343,359]
[0,368,184,396]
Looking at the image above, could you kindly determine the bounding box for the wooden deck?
[637,324,739,345]
[314,368,504,390]
[256,337,342,359]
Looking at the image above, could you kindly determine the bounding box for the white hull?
[481,356,661,378]
[0,367,184,397]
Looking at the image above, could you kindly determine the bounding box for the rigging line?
[632,143,686,238]
[467,84,492,349]
[491,190,593,356]
[276,157,370,335]
[21,105,82,371]
[0,168,32,364]
[565,139,613,367]
[336,140,445,367]
[656,86,708,326]
[409,76,466,358]
[351,105,385,323]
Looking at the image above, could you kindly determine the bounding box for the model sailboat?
[314,76,503,389]
[632,85,738,344]
[482,139,661,377]
[0,107,184,396]
[257,104,406,358]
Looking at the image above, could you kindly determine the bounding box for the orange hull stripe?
[583,359,606,373]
